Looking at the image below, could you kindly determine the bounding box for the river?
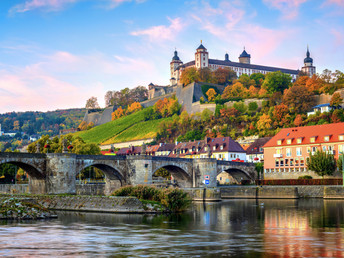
[1,199,344,257]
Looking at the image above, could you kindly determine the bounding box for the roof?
[157,143,175,152]
[117,146,141,155]
[172,50,181,61]
[146,145,159,154]
[197,44,206,50]
[169,137,245,158]
[313,103,331,108]
[304,48,313,63]
[246,137,272,154]
[239,49,251,58]
[263,123,344,148]
[208,59,299,75]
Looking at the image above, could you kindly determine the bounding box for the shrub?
[112,185,191,212]
[307,150,336,178]
[298,175,313,179]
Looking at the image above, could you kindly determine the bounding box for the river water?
[1,199,344,257]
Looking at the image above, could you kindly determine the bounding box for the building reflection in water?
[263,199,344,257]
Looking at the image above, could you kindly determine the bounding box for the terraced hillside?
[76,108,168,145]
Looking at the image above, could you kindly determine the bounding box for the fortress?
[84,43,318,126]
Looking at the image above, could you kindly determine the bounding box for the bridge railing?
[76,179,106,184]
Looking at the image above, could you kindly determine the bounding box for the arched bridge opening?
[0,160,46,194]
[76,163,125,195]
[217,168,253,185]
[152,165,192,188]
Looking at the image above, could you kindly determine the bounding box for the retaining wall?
[76,184,105,195]
[0,184,29,194]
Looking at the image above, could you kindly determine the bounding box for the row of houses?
[103,136,271,163]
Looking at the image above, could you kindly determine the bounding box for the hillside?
[76,108,169,145]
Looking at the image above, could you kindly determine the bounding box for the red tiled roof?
[246,137,272,154]
[263,123,344,148]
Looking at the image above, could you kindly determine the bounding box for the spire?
[304,45,313,64]
[172,49,180,61]
[225,52,229,61]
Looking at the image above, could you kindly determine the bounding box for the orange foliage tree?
[112,107,124,121]
[330,92,343,106]
[126,102,142,115]
[206,88,217,102]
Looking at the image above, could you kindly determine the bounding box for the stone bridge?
[0,152,256,195]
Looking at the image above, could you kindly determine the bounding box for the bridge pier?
[193,159,218,187]
[46,153,77,194]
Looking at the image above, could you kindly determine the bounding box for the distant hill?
[0,108,85,136]
[75,108,170,145]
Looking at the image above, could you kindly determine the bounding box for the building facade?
[170,43,316,85]
[246,137,272,163]
[263,123,344,179]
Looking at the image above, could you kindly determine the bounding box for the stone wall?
[0,184,29,194]
[264,170,342,180]
[324,186,344,198]
[76,184,105,195]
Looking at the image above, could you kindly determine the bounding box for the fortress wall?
[98,106,115,125]
[141,92,175,108]
[225,98,267,109]
[314,88,344,106]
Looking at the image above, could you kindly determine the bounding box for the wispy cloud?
[131,17,184,42]
[262,0,308,19]
[323,0,344,6]
[9,0,79,13]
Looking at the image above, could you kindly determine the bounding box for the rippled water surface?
[1,199,344,257]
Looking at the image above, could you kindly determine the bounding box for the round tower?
[170,49,183,85]
[238,48,251,64]
[195,41,209,69]
[301,46,316,76]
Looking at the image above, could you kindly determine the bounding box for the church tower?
[170,49,183,85]
[238,47,251,64]
[301,46,316,76]
[195,41,209,69]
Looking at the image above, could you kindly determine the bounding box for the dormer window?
[297,138,302,144]
[204,147,208,151]
[213,146,216,151]
[339,135,344,141]
[287,139,292,144]
[220,145,223,150]
[310,136,317,143]
[324,135,331,142]
[277,140,282,145]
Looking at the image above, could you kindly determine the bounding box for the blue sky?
[0,0,343,112]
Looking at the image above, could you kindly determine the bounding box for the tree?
[282,85,315,113]
[180,67,199,85]
[112,107,124,120]
[330,92,343,106]
[213,67,237,85]
[305,74,324,92]
[78,121,87,131]
[85,97,100,109]
[294,114,303,126]
[248,102,258,112]
[198,68,213,83]
[250,73,265,87]
[261,71,292,94]
[272,104,290,126]
[257,114,272,133]
[294,76,309,87]
[236,74,256,88]
[206,88,217,102]
[222,82,247,99]
[307,150,336,178]
[126,102,142,115]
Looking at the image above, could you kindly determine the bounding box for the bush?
[307,150,336,177]
[112,185,191,212]
[298,175,313,179]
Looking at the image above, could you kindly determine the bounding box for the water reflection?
[1,199,344,257]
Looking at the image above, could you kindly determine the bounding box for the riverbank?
[0,194,167,214]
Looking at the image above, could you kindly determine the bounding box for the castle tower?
[170,49,183,85]
[239,47,251,64]
[301,46,316,76]
[195,41,209,69]
[225,53,230,62]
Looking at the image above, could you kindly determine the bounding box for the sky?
[0,0,343,113]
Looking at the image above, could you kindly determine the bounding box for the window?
[324,136,330,142]
[312,146,317,152]
[277,140,282,145]
[296,148,302,156]
[275,160,279,167]
[280,160,284,166]
[204,147,208,151]
[322,146,327,152]
[285,159,289,166]
[276,148,282,154]
[297,138,302,144]
[290,159,294,166]
[213,146,216,151]
[310,137,316,143]
[300,158,305,166]
[287,139,292,144]
[220,145,223,150]
[307,147,311,153]
[260,147,263,152]
[339,145,344,154]
[286,148,291,157]
[339,135,344,141]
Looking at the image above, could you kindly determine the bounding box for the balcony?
[273,153,283,158]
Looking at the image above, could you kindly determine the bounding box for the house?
[146,145,160,156]
[155,143,175,156]
[169,136,246,161]
[263,123,344,179]
[246,137,272,163]
[116,145,142,156]
[307,103,341,116]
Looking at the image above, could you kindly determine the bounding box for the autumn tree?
[261,71,292,94]
[213,67,237,85]
[273,104,290,126]
[282,85,315,113]
[126,102,142,115]
[180,67,199,85]
[250,73,265,87]
[294,114,303,127]
[198,68,213,83]
[305,74,324,92]
[222,82,248,99]
[206,88,217,102]
[78,121,87,131]
[153,96,181,118]
[112,107,124,120]
[330,92,343,106]
[85,97,100,109]
[236,74,256,88]
[257,114,272,133]
[294,76,309,87]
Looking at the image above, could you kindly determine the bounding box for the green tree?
[262,71,292,94]
[248,102,258,112]
[307,151,336,178]
[250,73,265,87]
[338,155,344,173]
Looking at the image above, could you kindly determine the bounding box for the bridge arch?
[152,164,192,188]
[0,160,45,179]
[217,166,253,184]
[77,162,125,184]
